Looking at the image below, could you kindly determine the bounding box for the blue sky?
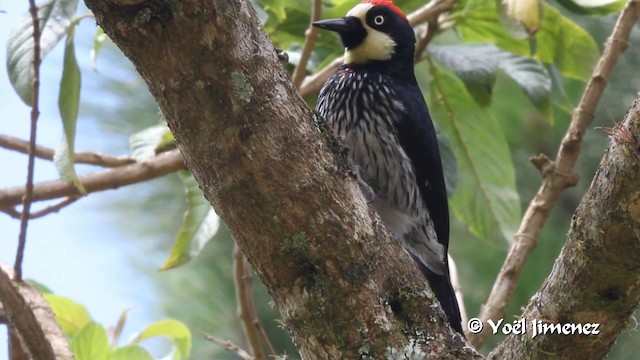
[0,2,163,358]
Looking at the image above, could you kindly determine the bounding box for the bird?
[312,0,464,335]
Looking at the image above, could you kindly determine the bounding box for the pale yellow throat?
[343,3,396,65]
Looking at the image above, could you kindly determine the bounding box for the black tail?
[411,255,464,336]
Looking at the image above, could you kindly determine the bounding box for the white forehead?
[346,3,373,19]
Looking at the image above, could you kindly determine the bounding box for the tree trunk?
[83,0,479,358]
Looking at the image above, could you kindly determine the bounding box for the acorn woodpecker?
[313,0,463,335]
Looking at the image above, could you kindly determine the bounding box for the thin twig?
[0,134,135,168]
[1,197,80,220]
[0,149,185,208]
[242,255,277,357]
[204,333,255,360]
[414,21,439,62]
[234,243,265,360]
[291,0,322,89]
[298,0,458,97]
[15,0,42,282]
[469,0,640,347]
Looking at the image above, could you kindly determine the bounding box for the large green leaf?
[6,0,79,105]
[161,171,219,270]
[428,43,551,117]
[53,22,85,193]
[429,64,520,242]
[134,319,191,360]
[44,293,91,337]
[456,2,599,81]
[556,0,625,15]
[71,322,111,360]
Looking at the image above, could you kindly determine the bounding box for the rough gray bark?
[83,0,479,358]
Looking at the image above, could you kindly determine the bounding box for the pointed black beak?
[312,17,356,33]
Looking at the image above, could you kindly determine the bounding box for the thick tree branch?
[470,0,640,347]
[489,93,640,359]
[0,150,184,208]
[0,134,135,167]
[84,0,480,357]
[0,263,73,359]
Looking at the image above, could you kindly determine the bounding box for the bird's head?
[312,0,415,66]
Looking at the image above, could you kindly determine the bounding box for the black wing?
[394,82,450,253]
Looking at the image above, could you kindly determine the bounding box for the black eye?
[373,14,385,26]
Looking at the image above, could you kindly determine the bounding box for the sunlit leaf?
[161,171,219,270]
[6,0,79,105]
[54,22,85,193]
[134,318,191,360]
[112,345,154,360]
[429,64,520,242]
[71,322,110,360]
[129,123,172,161]
[90,26,108,70]
[44,293,91,337]
[556,0,625,15]
[498,0,543,38]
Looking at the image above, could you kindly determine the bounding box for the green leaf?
[134,319,191,360]
[6,0,79,105]
[44,293,91,337]
[161,171,219,270]
[429,64,520,242]
[497,53,551,119]
[90,26,108,70]
[54,22,85,193]
[556,0,625,15]
[429,44,498,106]
[456,2,599,81]
[130,123,172,161]
[428,43,551,117]
[71,322,111,360]
[112,346,154,360]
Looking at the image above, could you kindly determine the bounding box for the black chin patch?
[339,17,367,50]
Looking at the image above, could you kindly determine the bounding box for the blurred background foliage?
[4,0,639,358]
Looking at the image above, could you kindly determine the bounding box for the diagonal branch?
[469,0,640,347]
[0,150,185,208]
[0,134,135,167]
